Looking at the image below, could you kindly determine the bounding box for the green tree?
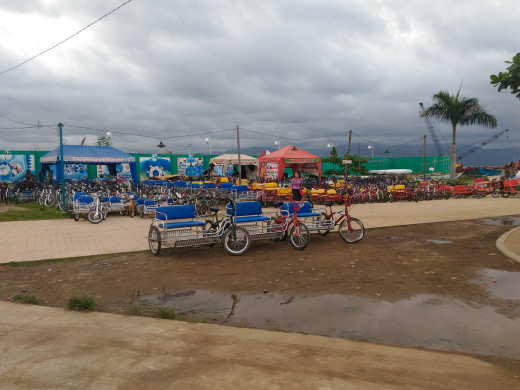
[322,146,343,176]
[323,146,369,176]
[420,87,497,180]
[490,53,520,100]
[96,135,110,146]
[346,155,369,176]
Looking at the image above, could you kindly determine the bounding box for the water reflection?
[478,217,520,226]
[474,269,520,301]
[139,290,520,358]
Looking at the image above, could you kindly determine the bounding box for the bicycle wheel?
[318,212,331,236]
[289,222,310,250]
[203,220,217,247]
[338,217,364,243]
[222,226,251,256]
[148,226,162,256]
[87,210,103,224]
[45,193,56,207]
[73,213,81,222]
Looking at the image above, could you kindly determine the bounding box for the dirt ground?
[1,218,520,373]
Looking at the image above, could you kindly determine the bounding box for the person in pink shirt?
[291,172,303,201]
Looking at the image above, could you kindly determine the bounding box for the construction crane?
[457,129,509,161]
[419,103,445,156]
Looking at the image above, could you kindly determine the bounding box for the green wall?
[1,149,449,182]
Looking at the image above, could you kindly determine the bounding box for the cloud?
[0,0,518,163]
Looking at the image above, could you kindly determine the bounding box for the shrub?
[11,293,40,305]
[67,294,97,311]
[154,307,177,320]
[129,304,145,316]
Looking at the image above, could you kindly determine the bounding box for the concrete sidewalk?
[1,196,520,264]
[1,301,518,390]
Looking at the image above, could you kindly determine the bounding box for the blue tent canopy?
[40,145,137,184]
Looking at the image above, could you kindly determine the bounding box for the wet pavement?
[139,269,520,359]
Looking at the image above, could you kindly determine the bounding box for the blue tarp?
[41,145,135,164]
[40,145,137,184]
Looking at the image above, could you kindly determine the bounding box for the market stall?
[40,145,137,184]
[258,145,321,180]
[209,153,258,180]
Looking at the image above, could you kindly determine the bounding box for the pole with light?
[57,123,66,210]
[368,145,374,158]
[205,137,212,155]
[274,140,280,150]
[327,142,334,152]
[106,131,112,146]
[187,144,192,157]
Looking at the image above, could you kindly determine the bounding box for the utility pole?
[358,143,361,176]
[344,129,352,180]
[423,134,426,180]
[58,123,66,210]
[236,125,242,184]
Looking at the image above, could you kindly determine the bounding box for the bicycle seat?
[209,206,219,213]
[273,201,283,208]
[324,201,334,207]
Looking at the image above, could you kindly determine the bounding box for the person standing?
[508,162,518,178]
[291,172,303,201]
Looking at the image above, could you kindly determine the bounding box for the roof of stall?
[40,145,135,164]
[209,153,258,165]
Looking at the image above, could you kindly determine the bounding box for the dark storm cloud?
[0,0,518,162]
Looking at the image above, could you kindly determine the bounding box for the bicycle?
[316,195,365,243]
[268,199,310,250]
[148,197,250,256]
[87,195,109,224]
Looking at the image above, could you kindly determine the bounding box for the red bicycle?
[316,195,365,243]
[269,199,310,250]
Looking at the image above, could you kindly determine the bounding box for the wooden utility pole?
[237,125,242,184]
[344,129,352,179]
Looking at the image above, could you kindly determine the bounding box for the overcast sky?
[0,0,518,163]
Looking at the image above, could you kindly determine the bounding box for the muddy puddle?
[478,216,520,226]
[139,274,520,358]
[426,239,454,244]
[474,269,520,301]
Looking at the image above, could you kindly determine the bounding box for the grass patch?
[129,304,146,316]
[11,293,40,305]
[153,306,178,320]
[67,294,98,311]
[0,202,69,222]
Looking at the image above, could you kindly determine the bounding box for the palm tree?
[421,87,497,180]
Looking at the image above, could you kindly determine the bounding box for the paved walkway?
[1,197,520,389]
[1,196,519,263]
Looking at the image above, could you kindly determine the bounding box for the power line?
[65,123,235,140]
[0,0,134,76]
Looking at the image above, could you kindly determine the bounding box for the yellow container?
[327,189,337,195]
[264,182,278,188]
[317,189,326,194]
[393,184,405,191]
[220,177,229,183]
